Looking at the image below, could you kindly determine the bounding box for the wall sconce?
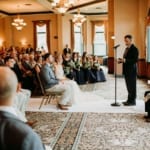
[111,36,115,40]
[20,39,27,46]
[0,39,4,47]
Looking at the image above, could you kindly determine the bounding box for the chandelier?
[11,5,27,31]
[12,15,27,30]
[72,9,86,26]
[50,0,74,14]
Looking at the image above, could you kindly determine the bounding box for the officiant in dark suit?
[0,67,45,150]
[118,35,139,106]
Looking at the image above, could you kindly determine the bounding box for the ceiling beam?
[71,12,108,16]
[0,10,53,16]
[68,0,106,11]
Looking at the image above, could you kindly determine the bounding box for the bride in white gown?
[53,54,104,105]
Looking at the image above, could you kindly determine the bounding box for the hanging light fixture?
[11,5,27,31]
[72,9,86,26]
[50,0,74,14]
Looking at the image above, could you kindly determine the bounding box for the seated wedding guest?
[29,54,36,69]
[0,51,5,66]
[4,56,32,122]
[0,67,45,150]
[5,56,23,85]
[33,56,43,94]
[82,54,96,83]
[144,91,150,122]
[72,52,85,84]
[0,54,4,66]
[40,53,73,110]
[63,53,76,80]
[21,54,35,91]
[10,49,18,62]
[34,55,43,73]
[22,54,33,72]
[92,55,106,82]
[53,50,58,61]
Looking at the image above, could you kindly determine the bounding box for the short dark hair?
[43,53,50,61]
[124,34,132,39]
[4,56,13,64]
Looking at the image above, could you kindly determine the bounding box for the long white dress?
[54,64,104,104]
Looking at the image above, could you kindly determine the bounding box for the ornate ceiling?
[0,0,107,15]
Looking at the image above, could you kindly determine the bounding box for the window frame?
[74,25,84,55]
[33,20,50,52]
[93,25,107,56]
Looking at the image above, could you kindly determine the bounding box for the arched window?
[33,20,50,52]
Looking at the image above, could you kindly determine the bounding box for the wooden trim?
[137,59,147,78]
[69,0,106,11]
[107,57,114,74]
[147,63,150,79]
[71,12,108,16]
[70,20,74,50]
[0,10,53,16]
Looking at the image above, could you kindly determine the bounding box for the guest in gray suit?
[40,53,72,110]
[0,67,45,150]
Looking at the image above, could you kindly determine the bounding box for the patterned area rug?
[26,112,150,150]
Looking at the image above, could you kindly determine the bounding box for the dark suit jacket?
[63,48,71,55]
[11,63,23,83]
[0,111,45,150]
[144,91,150,112]
[40,63,59,89]
[22,61,33,71]
[26,48,34,54]
[123,44,139,75]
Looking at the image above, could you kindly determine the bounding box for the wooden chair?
[36,73,63,109]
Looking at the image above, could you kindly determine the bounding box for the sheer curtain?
[146,9,150,62]
[70,20,87,53]
[81,22,87,52]
[91,21,105,44]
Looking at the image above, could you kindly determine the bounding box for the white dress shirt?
[0,106,18,117]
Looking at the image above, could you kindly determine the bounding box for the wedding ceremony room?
[0,0,150,150]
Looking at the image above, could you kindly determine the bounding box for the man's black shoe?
[146,118,150,122]
[123,102,136,106]
[144,115,150,119]
[122,101,128,105]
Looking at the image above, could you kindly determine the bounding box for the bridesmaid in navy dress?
[92,55,106,82]
[72,52,85,84]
